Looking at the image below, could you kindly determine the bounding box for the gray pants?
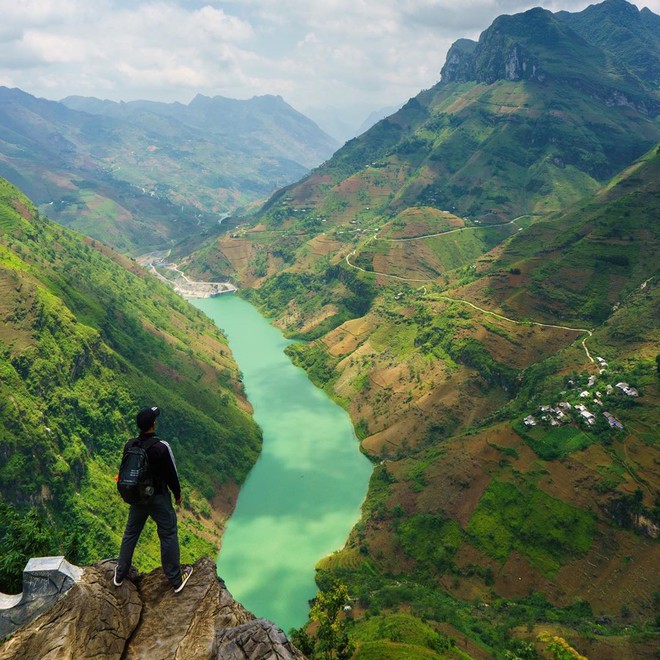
[116,492,182,587]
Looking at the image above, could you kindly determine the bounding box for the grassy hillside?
[186,4,659,341]
[0,179,261,592]
[285,148,659,659]
[179,1,660,651]
[556,0,660,87]
[455,145,660,325]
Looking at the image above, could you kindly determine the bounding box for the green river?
[191,294,371,633]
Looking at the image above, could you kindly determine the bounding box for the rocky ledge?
[0,557,304,660]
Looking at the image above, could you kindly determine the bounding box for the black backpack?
[117,437,159,504]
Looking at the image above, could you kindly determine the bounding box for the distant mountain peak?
[556,0,660,86]
[440,0,659,93]
[441,6,563,85]
[601,0,639,10]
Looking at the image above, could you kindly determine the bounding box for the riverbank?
[137,251,237,298]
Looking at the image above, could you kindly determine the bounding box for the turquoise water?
[190,294,371,633]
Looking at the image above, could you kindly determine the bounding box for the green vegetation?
[351,614,460,658]
[0,179,261,590]
[353,642,447,659]
[514,423,593,461]
[0,503,70,593]
[414,304,517,389]
[286,342,340,392]
[292,580,355,659]
[466,480,595,575]
[398,515,463,572]
[315,563,605,657]
[489,146,660,325]
[244,264,377,340]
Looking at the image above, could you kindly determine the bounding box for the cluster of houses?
[522,357,633,431]
[523,401,572,428]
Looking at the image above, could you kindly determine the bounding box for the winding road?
[344,215,595,363]
[379,215,526,242]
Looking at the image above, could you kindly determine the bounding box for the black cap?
[136,406,160,431]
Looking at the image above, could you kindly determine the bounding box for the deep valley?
[1,1,659,658]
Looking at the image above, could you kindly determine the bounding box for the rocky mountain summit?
[0,557,304,660]
[439,0,659,115]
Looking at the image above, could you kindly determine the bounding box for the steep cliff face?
[0,557,304,660]
[440,8,565,85]
[440,2,659,113]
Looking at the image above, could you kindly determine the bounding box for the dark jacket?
[123,432,181,501]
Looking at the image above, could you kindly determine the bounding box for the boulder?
[0,557,305,659]
[0,556,85,640]
[0,559,141,660]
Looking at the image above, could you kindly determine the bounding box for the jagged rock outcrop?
[0,557,85,640]
[439,38,477,83]
[0,559,141,660]
[0,557,305,660]
[440,8,552,85]
[438,3,659,115]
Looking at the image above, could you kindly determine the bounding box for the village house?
[603,412,624,429]
[616,382,639,397]
[579,409,596,425]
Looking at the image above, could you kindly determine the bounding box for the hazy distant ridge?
[0,87,338,254]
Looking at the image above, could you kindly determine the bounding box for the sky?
[0,0,658,135]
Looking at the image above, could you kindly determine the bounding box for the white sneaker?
[113,565,124,587]
[173,567,193,593]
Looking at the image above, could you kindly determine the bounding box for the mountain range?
[182,1,659,657]
[0,88,337,255]
[0,0,659,658]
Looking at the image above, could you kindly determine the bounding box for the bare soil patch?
[415,436,499,526]
[553,525,659,616]
[495,551,556,600]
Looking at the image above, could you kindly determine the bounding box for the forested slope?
[0,179,261,592]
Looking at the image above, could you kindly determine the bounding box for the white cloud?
[22,31,95,64]
[0,0,657,130]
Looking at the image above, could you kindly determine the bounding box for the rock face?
[0,556,84,640]
[0,557,305,660]
[0,559,141,660]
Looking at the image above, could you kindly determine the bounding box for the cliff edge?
[0,557,305,660]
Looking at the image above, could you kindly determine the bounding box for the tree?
[0,503,58,593]
[308,580,355,660]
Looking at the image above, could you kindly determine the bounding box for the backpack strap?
[131,436,160,451]
[142,436,160,451]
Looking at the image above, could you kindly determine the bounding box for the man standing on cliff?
[114,406,193,593]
